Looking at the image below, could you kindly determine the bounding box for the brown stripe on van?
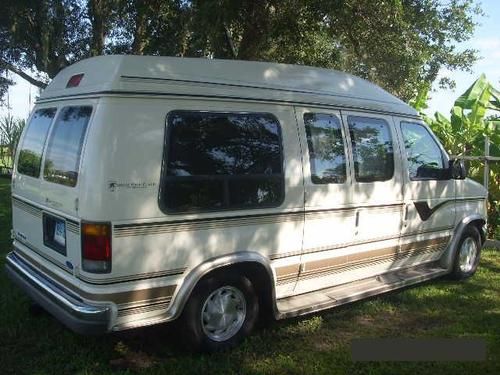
[298,251,442,282]
[299,245,445,281]
[78,267,187,285]
[347,246,399,262]
[275,264,300,280]
[13,248,178,305]
[117,299,172,317]
[92,285,177,305]
[114,211,304,237]
[400,236,450,252]
[269,227,453,262]
[301,241,445,278]
[401,226,454,238]
[303,246,398,275]
[304,255,349,273]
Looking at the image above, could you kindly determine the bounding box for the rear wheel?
[450,225,481,279]
[180,273,259,352]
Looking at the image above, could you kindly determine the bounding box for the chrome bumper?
[5,251,110,335]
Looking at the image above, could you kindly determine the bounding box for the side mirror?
[449,159,466,180]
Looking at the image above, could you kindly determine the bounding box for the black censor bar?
[351,338,486,361]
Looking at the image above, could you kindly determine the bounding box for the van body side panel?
[77,97,305,324]
[454,179,488,228]
[393,117,456,264]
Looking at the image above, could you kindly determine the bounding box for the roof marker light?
[66,73,84,88]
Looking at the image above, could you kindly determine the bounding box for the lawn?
[0,176,499,375]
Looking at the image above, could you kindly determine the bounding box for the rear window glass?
[44,106,92,187]
[161,111,284,212]
[17,108,56,177]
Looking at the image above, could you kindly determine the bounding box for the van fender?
[439,214,487,271]
[166,251,278,321]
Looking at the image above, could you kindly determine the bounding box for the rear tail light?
[81,222,111,273]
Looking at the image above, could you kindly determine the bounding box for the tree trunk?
[89,0,107,56]
[237,0,270,60]
[131,0,148,55]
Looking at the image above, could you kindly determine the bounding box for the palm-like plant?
[412,75,500,239]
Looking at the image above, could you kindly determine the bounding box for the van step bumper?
[5,251,110,335]
[276,262,449,319]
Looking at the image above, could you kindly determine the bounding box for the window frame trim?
[158,109,286,215]
[400,121,449,182]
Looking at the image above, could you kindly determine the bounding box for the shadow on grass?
[87,265,497,369]
[2,255,498,375]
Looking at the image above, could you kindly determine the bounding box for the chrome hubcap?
[201,286,246,342]
[459,237,477,273]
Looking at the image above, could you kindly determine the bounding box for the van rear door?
[12,102,94,273]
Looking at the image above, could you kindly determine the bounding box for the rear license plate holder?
[43,214,67,255]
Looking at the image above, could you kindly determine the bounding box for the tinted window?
[401,122,446,180]
[348,116,394,182]
[44,106,92,187]
[163,111,284,212]
[304,113,346,184]
[17,108,56,177]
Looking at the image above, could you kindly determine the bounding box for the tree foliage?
[0,0,482,104]
[0,115,25,170]
[416,75,500,239]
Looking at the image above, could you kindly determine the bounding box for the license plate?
[54,221,66,247]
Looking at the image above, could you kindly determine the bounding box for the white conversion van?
[6,55,488,351]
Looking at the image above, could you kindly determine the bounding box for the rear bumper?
[5,251,110,335]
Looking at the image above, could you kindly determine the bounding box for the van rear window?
[43,106,92,187]
[161,111,284,213]
[17,108,56,178]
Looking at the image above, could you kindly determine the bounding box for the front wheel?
[450,225,482,280]
[180,273,259,352]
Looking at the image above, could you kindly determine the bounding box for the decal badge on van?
[108,181,157,192]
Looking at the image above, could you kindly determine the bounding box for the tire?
[180,272,259,352]
[450,225,482,280]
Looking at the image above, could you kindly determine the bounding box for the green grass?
[0,176,499,374]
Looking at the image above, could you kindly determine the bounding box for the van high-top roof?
[39,55,418,117]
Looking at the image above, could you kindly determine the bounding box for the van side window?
[401,122,446,180]
[44,106,92,187]
[162,111,284,213]
[17,108,56,178]
[347,116,394,182]
[304,113,346,184]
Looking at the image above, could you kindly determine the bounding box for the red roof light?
[66,73,84,88]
